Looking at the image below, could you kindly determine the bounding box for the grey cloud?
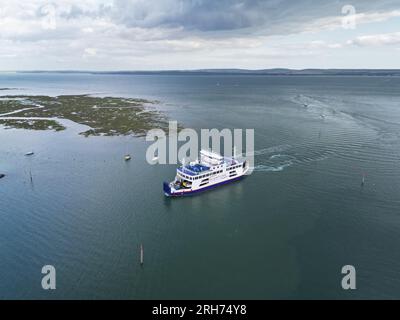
[108,0,399,33]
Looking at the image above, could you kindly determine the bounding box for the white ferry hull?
[164,165,249,197]
[164,149,250,197]
[164,174,246,197]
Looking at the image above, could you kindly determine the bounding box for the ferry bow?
[164,150,249,197]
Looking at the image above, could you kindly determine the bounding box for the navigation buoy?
[140,244,144,266]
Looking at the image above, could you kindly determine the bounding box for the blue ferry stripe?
[166,175,244,197]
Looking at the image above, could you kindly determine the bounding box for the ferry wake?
[163,150,249,197]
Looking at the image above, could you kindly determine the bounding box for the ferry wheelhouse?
[163,150,249,197]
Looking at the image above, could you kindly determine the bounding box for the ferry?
[163,150,249,197]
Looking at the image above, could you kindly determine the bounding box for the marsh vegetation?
[0,94,171,137]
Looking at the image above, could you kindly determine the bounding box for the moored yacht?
[163,150,249,197]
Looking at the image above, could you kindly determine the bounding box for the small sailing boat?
[361,173,366,186]
[140,244,144,266]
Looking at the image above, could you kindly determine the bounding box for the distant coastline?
[8,69,400,76]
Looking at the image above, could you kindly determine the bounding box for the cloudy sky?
[0,0,399,70]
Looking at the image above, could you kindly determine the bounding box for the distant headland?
[12,69,400,76]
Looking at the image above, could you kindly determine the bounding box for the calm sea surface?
[1,73,400,299]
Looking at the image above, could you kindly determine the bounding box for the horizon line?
[1,68,400,72]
